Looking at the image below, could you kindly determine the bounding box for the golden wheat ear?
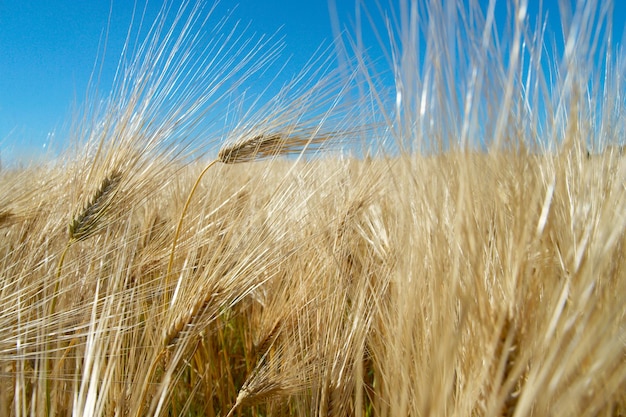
[56,169,123,282]
[218,130,330,164]
[68,170,123,242]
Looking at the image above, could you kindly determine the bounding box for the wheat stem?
[45,241,73,416]
[165,159,218,303]
[51,242,71,316]
[133,349,168,417]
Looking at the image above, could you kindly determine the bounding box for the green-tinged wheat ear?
[68,170,123,242]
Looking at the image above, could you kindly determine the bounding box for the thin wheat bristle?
[69,170,122,241]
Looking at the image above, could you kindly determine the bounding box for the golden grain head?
[69,170,122,241]
[218,131,330,164]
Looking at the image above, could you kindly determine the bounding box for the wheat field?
[1,0,625,416]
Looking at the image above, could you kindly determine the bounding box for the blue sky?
[0,1,624,164]
[0,1,345,163]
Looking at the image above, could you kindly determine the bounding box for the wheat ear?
[218,131,329,163]
[55,170,123,282]
[68,171,122,242]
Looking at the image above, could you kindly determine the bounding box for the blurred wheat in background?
[0,0,625,416]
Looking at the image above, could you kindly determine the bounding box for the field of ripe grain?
[1,150,625,416]
[1,0,625,416]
